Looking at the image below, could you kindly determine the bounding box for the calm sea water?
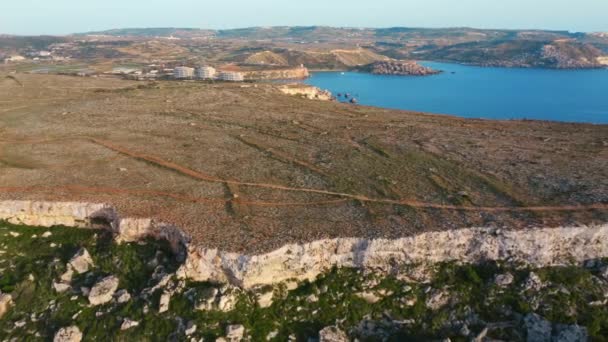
[305,62,608,124]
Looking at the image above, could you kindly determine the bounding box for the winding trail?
[1,136,607,212]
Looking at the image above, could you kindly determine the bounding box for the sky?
[1,0,607,35]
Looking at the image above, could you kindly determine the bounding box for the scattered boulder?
[159,291,171,313]
[0,292,13,319]
[89,275,119,306]
[599,266,608,281]
[266,330,279,340]
[69,248,94,274]
[9,231,20,237]
[226,324,245,341]
[53,281,71,293]
[425,289,450,310]
[42,231,52,238]
[120,319,140,331]
[524,313,551,342]
[53,326,82,342]
[185,321,197,336]
[306,294,319,303]
[319,326,349,342]
[114,289,131,304]
[355,291,381,304]
[494,273,514,287]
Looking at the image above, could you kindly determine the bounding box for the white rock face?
[0,201,112,228]
[53,326,82,342]
[69,248,94,274]
[89,276,119,306]
[181,225,608,288]
[3,200,608,290]
[0,200,190,254]
[0,292,13,319]
[319,326,349,342]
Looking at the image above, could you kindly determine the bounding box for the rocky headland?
[358,60,441,76]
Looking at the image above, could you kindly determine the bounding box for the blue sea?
[305,62,608,124]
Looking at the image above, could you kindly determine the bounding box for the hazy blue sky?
[2,0,607,35]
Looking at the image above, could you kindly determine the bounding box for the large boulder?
[89,275,119,306]
[524,313,551,342]
[0,292,12,319]
[69,248,94,274]
[53,326,83,342]
[553,324,588,342]
[319,326,349,342]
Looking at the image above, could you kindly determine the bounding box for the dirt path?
[1,136,607,213]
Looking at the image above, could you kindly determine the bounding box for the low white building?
[4,55,26,63]
[196,66,216,80]
[174,66,195,79]
[218,71,244,82]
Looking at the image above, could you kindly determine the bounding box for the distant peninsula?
[357,60,441,76]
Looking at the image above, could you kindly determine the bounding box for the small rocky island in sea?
[358,60,441,76]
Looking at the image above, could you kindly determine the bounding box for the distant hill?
[6,26,606,70]
[78,27,214,38]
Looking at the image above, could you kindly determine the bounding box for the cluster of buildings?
[173,66,244,82]
[2,49,71,64]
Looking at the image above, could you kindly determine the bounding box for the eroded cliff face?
[277,84,333,100]
[181,225,608,288]
[2,200,607,289]
[0,200,190,257]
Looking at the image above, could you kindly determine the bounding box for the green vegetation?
[1,222,608,340]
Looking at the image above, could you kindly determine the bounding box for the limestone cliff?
[2,200,608,289]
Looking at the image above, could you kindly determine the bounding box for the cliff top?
[0,73,607,253]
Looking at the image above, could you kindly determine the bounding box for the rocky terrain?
[2,221,608,340]
[358,60,441,76]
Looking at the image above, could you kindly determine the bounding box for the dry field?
[0,73,607,253]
